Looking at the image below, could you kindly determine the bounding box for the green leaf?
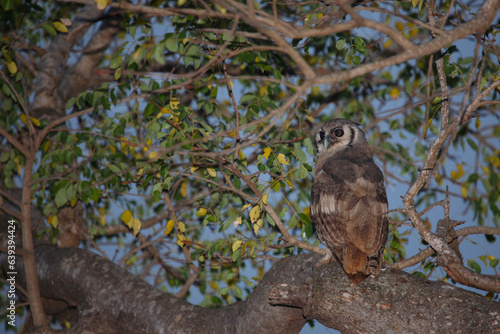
[336,38,346,50]
[55,188,68,207]
[467,259,481,274]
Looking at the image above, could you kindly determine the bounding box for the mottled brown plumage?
[311,119,388,285]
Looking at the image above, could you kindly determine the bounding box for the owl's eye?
[334,128,344,137]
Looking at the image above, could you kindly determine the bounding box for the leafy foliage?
[0,0,499,328]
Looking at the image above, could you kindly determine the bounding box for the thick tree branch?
[4,247,499,333]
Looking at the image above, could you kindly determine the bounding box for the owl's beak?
[323,134,333,150]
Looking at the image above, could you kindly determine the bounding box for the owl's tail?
[342,244,370,285]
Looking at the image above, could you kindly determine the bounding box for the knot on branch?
[435,218,464,266]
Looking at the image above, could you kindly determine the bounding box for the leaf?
[132,217,141,236]
[196,208,207,217]
[233,216,242,227]
[467,259,481,274]
[164,220,175,235]
[180,180,187,197]
[411,0,422,8]
[395,21,404,31]
[190,166,198,174]
[277,153,289,165]
[7,61,17,74]
[42,140,51,153]
[48,215,59,229]
[390,87,400,100]
[55,188,68,207]
[20,114,27,125]
[232,240,243,252]
[176,234,186,247]
[95,0,111,10]
[253,218,263,234]
[53,21,68,33]
[207,167,217,177]
[262,194,268,205]
[293,147,307,163]
[169,98,180,110]
[249,205,261,223]
[209,281,219,291]
[121,210,132,224]
[336,38,346,50]
[460,185,469,198]
[28,117,40,127]
[263,147,272,159]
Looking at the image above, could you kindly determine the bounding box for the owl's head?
[314,119,369,156]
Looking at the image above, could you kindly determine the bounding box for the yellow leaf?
[262,194,268,205]
[241,204,251,211]
[253,218,263,234]
[42,140,51,153]
[390,87,400,100]
[161,107,171,114]
[20,114,27,125]
[382,38,393,49]
[178,221,186,233]
[169,98,180,110]
[411,0,421,8]
[71,198,77,208]
[209,281,219,291]
[249,205,261,223]
[317,13,323,19]
[233,216,242,227]
[476,117,481,129]
[48,215,59,228]
[7,61,17,74]
[109,145,116,154]
[434,173,444,186]
[146,138,153,146]
[238,149,246,162]
[190,166,198,174]
[132,217,141,236]
[180,180,187,197]
[481,166,490,175]
[263,147,272,159]
[395,21,404,31]
[165,220,175,235]
[30,117,41,127]
[303,207,310,217]
[53,21,68,33]
[196,208,207,217]
[489,155,500,167]
[207,167,217,177]
[285,179,293,188]
[177,234,186,247]
[487,255,496,261]
[232,240,243,252]
[148,151,159,160]
[121,210,132,224]
[451,164,464,180]
[95,0,111,10]
[460,185,469,198]
[277,153,289,165]
[422,118,432,139]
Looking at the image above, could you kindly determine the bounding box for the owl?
[310,119,388,285]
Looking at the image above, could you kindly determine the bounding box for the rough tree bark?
[6,246,499,333]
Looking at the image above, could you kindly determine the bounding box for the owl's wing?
[311,151,388,272]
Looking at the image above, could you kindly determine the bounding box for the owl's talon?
[316,249,333,267]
